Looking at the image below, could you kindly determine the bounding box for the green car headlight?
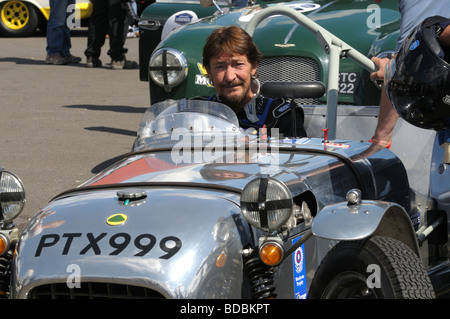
[149,48,188,92]
[0,170,26,222]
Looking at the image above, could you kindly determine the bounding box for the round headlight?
[0,170,26,222]
[240,176,294,232]
[149,48,188,91]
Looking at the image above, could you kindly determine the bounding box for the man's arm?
[439,24,450,46]
[370,57,397,148]
[369,24,449,148]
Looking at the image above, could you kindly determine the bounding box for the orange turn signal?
[259,241,283,266]
[216,252,227,268]
[0,234,9,256]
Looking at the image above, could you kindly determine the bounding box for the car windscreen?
[136,99,244,148]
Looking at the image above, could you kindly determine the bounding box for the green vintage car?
[139,0,400,106]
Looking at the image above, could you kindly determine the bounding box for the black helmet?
[385,16,450,130]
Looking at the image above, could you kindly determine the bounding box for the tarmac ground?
[0,29,149,230]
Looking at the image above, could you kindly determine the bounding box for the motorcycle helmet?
[385,16,450,130]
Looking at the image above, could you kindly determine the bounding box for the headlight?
[240,176,294,232]
[0,170,26,222]
[149,48,188,92]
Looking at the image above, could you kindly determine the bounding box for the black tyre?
[0,0,39,37]
[308,236,435,299]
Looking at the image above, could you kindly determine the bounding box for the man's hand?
[439,25,450,46]
[369,57,390,83]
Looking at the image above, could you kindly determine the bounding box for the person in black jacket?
[200,26,306,138]
[84,0,137,69]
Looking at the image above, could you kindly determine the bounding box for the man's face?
[207,52,257,111]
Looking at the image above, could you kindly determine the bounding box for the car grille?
[258,56,322,105]
[28,282,165,299]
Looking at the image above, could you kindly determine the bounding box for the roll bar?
[245,6,378,140]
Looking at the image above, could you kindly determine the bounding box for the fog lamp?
[240,176,294,232]
[259,240,283,266]
[0,170,26,222]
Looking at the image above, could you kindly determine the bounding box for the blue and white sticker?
[292,237,307,299]
[175,13,194,25]
[273,137,311,144]
[293,137,311,144]
[410,40,420,51]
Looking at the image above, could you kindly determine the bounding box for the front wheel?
[308,236,435,299]
[0,0,39,37]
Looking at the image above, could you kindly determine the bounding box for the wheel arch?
[372,205,420,257]
[312,200,420,257]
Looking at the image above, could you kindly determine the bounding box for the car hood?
[12,139,410,298]
[78,141,361,197]
[13,140,357,299]
[12,185,251,298]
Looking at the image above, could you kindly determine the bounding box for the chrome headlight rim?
[0,169,26,223]
[240,176,294,232]
[149,47,188,92]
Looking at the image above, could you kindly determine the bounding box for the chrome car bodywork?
[11,99,411,299]
[10,6,450,299]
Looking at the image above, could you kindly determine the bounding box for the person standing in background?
[84,0,138,70]
[45,0,82,65]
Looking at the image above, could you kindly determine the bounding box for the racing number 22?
[34,232,182,259]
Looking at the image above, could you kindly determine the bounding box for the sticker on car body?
[195,62,213,87]
[34,232,182,259]
[292,236,307,299]
[273,138,311,145]
[323,142,351,148]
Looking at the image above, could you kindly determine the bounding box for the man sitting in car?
[197,26,307,138]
